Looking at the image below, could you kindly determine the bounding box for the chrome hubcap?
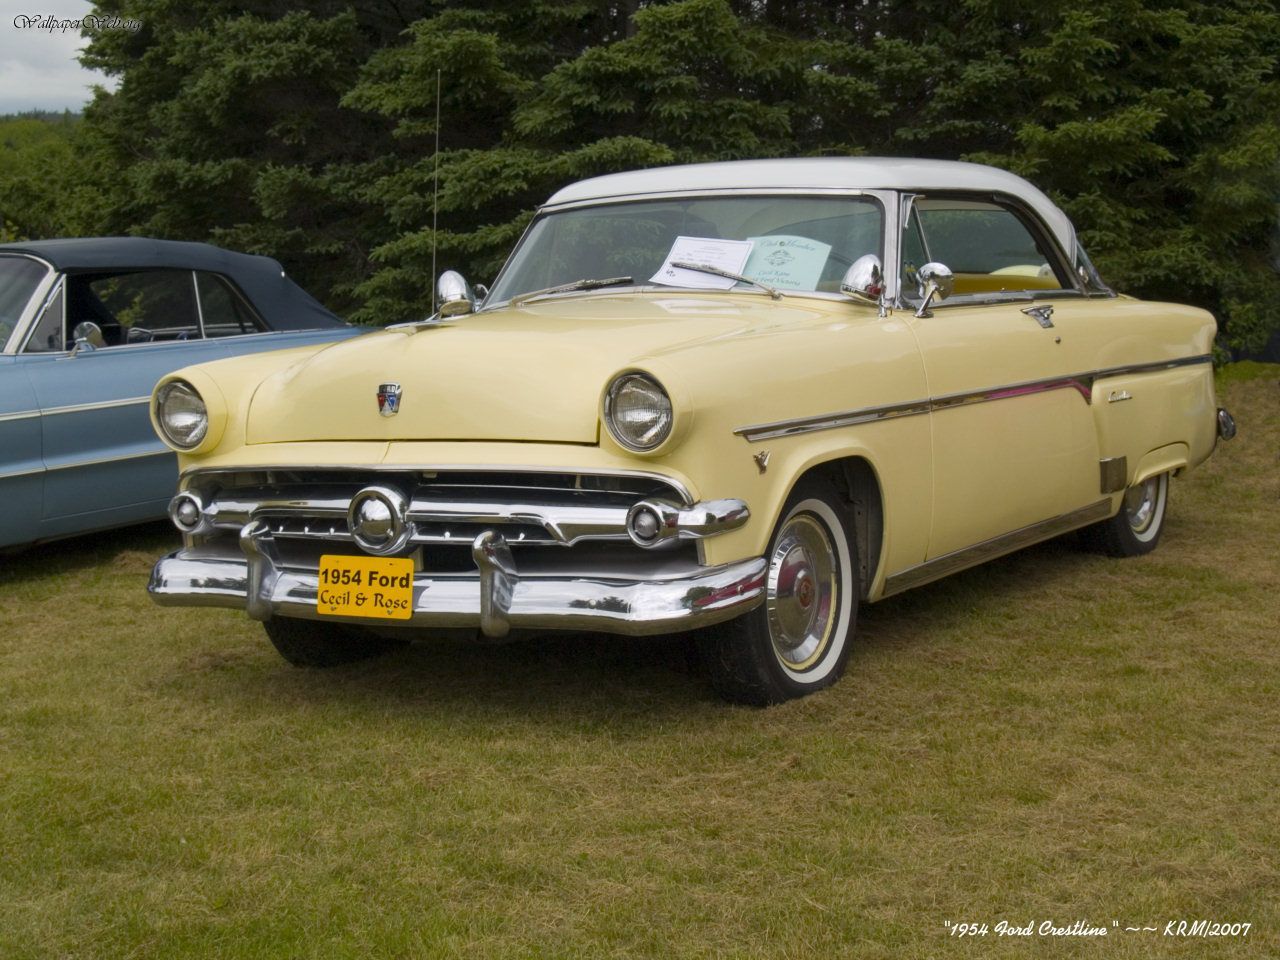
[1124,477,1159,533]
[766,514,837,670]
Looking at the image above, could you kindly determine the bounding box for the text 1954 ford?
[146,158,1236,704]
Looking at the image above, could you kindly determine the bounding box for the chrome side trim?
[882,499,1112,597]
[44,447,169,473]
[0,462,44,481]
[0,409,40,423]
[930,375,1093,411]
[734,399,932,443]
[41,395,151,417]
[734,354,1213,443]
[1093,354,1213,381]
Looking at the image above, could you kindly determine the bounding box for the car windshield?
[487,195,883,304]
[0,256,49,347]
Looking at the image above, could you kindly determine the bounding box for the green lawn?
[1,371,1276,959]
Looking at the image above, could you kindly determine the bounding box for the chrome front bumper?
[149,523,767,638]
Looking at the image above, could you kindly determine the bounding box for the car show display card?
[744,235,833,290]
[650,236,754,290]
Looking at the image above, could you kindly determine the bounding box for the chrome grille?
[180,468,698,570]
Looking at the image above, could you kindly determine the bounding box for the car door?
[1,254,57,547]
[902,195,1103,560]
[18,269,233,532]
[0,358,43,547]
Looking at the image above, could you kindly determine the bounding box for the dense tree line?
[3,0,1277,349]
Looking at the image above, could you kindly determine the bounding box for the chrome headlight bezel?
[154,379,210,450]
[603,372,675,453]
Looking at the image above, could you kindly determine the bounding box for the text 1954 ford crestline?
[146,158,1236,704]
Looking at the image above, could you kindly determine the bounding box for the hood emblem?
[377,382,403,417]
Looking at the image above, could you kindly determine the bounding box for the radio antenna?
[430,68,442,316]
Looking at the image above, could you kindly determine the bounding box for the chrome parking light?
[347,486,414,555]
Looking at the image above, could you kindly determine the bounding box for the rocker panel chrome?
[882,499,1112,597]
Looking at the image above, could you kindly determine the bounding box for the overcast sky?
[0,0,120,113]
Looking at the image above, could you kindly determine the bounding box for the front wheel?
[263,617,405,668]
[1085,471,1170,557]
[698,482,859,705]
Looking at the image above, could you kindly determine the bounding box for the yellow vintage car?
[147,158,1236,704]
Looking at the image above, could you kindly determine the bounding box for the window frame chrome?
[1,254,56,355]
[483,188,895,310]
[895,190,1099,311]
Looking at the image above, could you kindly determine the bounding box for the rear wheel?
[1085,471,1170,557]
[263,617,405,668]
[698,482,858,705]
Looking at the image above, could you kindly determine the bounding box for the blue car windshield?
[488,195,883,304]
[0,257,49,348]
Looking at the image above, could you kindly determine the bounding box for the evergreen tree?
[24,0,1280,347]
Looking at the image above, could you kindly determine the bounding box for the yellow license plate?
[317,554,414,620]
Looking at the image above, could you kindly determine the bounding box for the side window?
[23,283,65,353]
[908,198,1068,298]
[901,207,929,290]
[196,272,265,337]
[72,270,201,346]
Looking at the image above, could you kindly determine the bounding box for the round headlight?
[604,373,673,452]
[155,380,209,449]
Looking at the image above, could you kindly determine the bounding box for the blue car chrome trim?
[0,409,40,423]
[734,354,1213,442]
[0,396,151,421]
[44,447,168,473]
[0,462,44,481]
[40,396,152,417]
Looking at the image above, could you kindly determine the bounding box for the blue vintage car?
[0,238,361,549]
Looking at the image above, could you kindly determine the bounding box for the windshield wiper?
[670,262,783,300]
[509,276,633,306]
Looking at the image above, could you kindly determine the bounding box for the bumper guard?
[149,521,767,638]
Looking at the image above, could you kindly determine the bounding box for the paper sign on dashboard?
[650,236,754,290]
[744,235,832,290]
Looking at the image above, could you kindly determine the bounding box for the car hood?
[244,293,835,444]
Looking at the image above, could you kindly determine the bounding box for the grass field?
[1,369,1276,959]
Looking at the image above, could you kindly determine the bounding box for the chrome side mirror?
[914,262,954,318]
[840,254,884,315]
[436,270,476,318]
[70,320,105,355]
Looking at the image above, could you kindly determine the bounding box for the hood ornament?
[377,382,402,417]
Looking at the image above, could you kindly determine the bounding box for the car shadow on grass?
[859,533,1101,641]
[167,534,1109,721]
[0,521,180,585]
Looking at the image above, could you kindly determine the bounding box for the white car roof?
[544,157,1078,257]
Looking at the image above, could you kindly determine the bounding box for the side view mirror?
[70,320,106,355]
[437,270,476,318]
[914,262,954,318]
[840,254,884,313]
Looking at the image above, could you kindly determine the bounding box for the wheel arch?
[775,455,885,601]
